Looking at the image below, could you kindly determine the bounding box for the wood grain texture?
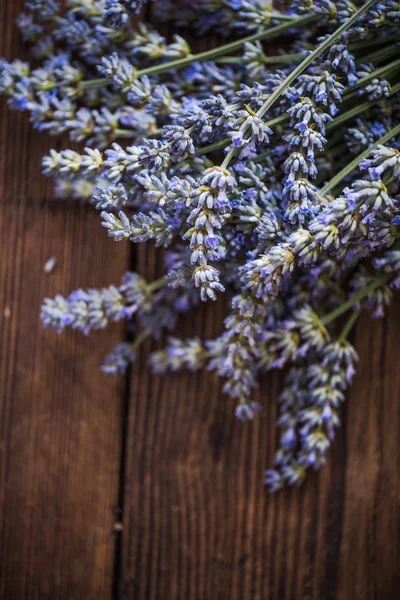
[0,1,399,599]
[0,1,130,597]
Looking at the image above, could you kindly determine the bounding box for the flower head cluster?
[266,339,359,491]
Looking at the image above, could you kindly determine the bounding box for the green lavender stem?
[320,122,400,196]
[132,328,151,351]
[78,79,118,91]
[349,33,400,51]
[115,129,137,138]
[320,273,392,326]
[359,44,400,66]
[338,308,361,342]
[327,100,375,129]
[79,14,316,90]
[220,0,378,170]
[194,139,230,155]
[147,276,169,293]
[268,12,299,21]
[216,51,305,65]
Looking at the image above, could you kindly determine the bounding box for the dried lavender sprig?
[101,328,150,374]
[78,13,317,89]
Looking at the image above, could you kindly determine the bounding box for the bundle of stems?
[2,0,400,490]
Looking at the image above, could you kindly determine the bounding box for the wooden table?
[0,2,399,598]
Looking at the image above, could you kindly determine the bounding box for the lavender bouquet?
[2,0,400,491]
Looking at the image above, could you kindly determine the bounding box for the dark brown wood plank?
[0,1,130,597]
[1,0,399,597]
[120,266,400,598]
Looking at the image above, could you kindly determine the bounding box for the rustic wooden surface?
[0,2,399,599]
